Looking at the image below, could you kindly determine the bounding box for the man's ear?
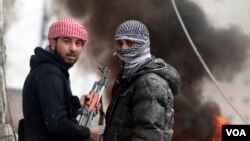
[49,39,57,50]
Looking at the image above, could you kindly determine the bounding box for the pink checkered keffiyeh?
[48,18,88,41]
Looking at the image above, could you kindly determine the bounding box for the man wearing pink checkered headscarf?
[18,18,100,141]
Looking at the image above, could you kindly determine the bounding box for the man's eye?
[127,41,133,46]
[115,41,122,46]
[63,39,71,43]
[127,40,140,46]
[76,41,83,47]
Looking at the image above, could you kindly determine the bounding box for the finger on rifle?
[80,94,88,106]
[87,91,95,105]
[96,103,101,111]
[94,103,101,115]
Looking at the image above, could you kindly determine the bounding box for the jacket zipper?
[107,89,120,128]
[114,133,117,141]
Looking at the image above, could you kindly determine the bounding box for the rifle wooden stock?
[88,92,99,112]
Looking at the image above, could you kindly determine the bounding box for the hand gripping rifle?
[78,65,110,137]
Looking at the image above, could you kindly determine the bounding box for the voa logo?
[226,129,246,136]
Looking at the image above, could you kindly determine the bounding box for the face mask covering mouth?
[114,40,151,78]
[114,40,150,63]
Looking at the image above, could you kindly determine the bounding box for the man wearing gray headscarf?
[103,20,181,141]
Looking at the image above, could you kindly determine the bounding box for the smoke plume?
[54,0,250,140]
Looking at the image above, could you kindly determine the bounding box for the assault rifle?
[78,65,110,138]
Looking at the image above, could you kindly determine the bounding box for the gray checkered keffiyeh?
[115,20,149,42]
[114,20,151,77]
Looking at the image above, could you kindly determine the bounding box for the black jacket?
[18,47,90,141]
[103,57,181,141]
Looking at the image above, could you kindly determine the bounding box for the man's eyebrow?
[76,39,83,42]
[62,37,72,40]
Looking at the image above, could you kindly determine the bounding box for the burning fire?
[211,115,228,141]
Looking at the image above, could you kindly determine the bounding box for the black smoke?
[54,0,250,140]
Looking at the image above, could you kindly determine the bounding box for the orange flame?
[211,115,228,141]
